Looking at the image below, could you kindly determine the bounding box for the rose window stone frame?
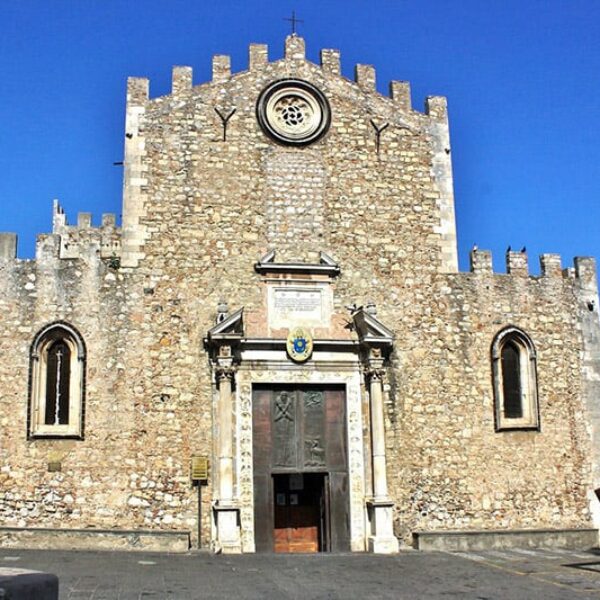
[256,79,331,146]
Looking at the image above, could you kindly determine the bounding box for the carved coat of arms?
[286,327,313,362]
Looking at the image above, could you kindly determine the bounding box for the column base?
[213,502,242,554]
[368,535,400,554]
[367,499,399,554]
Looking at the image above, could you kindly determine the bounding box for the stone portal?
[252,386,350,553]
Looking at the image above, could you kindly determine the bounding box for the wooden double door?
[253,386,350,553]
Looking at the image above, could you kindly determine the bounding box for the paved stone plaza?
[4,547,600,599]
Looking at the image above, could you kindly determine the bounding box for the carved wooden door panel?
[252,385,350,553]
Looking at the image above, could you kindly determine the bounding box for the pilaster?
[121,77,149,268]
[426,96,458,273]
[575,258,600,527]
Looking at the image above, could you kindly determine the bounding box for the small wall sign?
[191,456,209,481]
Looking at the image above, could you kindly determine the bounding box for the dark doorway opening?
[273,472,329,553]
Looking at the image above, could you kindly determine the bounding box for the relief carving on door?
[273,390,296,467]
[303,390,326,467]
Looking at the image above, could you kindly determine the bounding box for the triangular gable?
[352,308,394,346]
[319,251,337,267]
[258,249,275,264]
[206,307,244,339]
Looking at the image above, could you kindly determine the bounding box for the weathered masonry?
[1,35,600,554]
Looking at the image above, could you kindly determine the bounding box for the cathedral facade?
[1,35,599,554]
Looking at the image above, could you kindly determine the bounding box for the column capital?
[365,365,385,383]
[215,365,236,382]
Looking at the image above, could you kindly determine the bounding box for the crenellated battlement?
[49,199,121,261]
[119,34,454,269]
[320,48,340,75]
[171,66,192,96]
[212,55,231,84]
[249,43,269,70]
[468,247,598,289]
[122,35,459,119]
[355,64,376,92]
[0,233,17,260]
[0,201,121,267]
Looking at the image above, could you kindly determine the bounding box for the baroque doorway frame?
[205,304,399,554]
[237,367,365,552]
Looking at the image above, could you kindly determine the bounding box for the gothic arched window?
[491,327,539,431]
[29,322,86,438]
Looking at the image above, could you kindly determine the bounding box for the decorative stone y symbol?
[54,349,63,425]
[370,119,389,155]
[214,108,236,142]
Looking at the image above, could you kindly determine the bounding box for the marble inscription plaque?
[275,289,321,314]
[270,288,324,328]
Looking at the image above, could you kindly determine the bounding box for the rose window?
[257,80,331,145]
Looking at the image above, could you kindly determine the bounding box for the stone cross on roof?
[284,10,303,35]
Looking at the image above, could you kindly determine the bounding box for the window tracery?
[491,326,539,431]
[256,79,331,146]
[29,322,85,438]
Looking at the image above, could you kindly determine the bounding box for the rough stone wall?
[123,35,453,276]
[383,253,594,543]
[0,230,208,539]
[0,239,132,529]
[575,258,600,528]
[0,35,596,549]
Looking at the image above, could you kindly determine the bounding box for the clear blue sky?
[1,0,599,272]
